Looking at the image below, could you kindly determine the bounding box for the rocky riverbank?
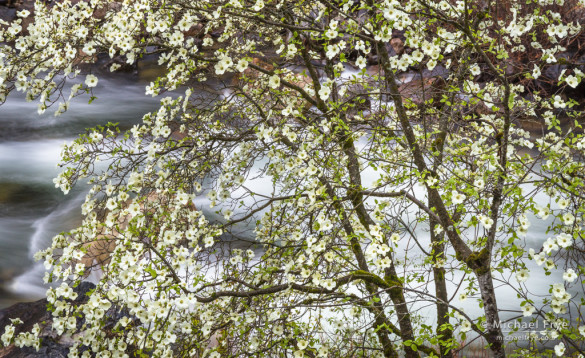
[0,282,95,357]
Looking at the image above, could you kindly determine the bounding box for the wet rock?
[0,0,34,18]
[0,6,16,22]
[578,53,585,75]
[544,52,571,81]
[0,282,95,358]
[0,298,49,336]
[70,282,96,304]
[398,76,446,106]
[0,340,70,358]
[0,0,55,36]
[183,22,204,38]
[92,1,122,20]
[103,306,132,332]
[422,65,450,79]
[390,38,404,56]
[519,118,545,134]
[232,58,274,85]
[505,59,522,77]
[366,64,382,76]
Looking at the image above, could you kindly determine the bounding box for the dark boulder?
[0,282,95,358]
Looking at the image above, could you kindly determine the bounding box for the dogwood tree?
[1,0,585,357]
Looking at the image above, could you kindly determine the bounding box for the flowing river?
[0,72,162,307]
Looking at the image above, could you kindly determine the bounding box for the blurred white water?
[8,192,86,298]
[0,73,161,307]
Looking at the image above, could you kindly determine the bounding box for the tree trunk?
[477,270,506,357]
[430,216,454,358]
[385,263,419,358]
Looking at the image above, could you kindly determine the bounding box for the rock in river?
[0,282,95,358]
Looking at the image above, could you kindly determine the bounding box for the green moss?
[466,247,489,273]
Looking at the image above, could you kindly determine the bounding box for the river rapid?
[0,73,161,307]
